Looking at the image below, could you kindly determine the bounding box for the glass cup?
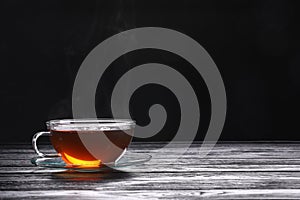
[32,119,135,167]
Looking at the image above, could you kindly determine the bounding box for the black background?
[1,0,300,143]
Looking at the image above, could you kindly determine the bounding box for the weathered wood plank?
[1,143,300,199]
[2,173,300,190]
[2,189,300,199]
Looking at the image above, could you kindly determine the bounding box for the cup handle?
[32,131,60,157]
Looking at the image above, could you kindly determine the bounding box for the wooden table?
[1,142,300,199]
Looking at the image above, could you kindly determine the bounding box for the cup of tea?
[32,119,135,167]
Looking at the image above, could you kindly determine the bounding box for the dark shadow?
[51,168,133,182]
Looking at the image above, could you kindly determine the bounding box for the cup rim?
[46,118,136,130]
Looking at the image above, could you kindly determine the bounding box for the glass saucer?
[31,153,151,172]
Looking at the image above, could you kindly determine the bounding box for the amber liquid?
[50,129,133,166]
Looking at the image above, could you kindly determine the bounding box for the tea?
[50,129,133,166]
[32,119,135,167]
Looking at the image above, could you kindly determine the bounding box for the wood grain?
[1,142,300,199]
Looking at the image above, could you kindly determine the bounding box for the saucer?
[31,153,151,172]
